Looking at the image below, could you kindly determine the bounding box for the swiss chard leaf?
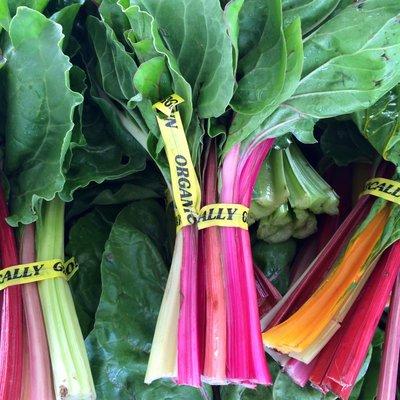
[287,0,400,118]
[4,7,82,225]
[353,85,400,168]
[231,0,286,115]
[67,209,112,337]
[138,0,235,119]
[282,0,340,35]
[85,201,207,399]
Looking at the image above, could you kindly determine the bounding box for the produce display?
[0,0,399,399]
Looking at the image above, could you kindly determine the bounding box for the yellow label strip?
[362,178,400,205]
[154,95,201,231]
[0,258,78,291]
[153,94,184,117]
[197,203,249,230]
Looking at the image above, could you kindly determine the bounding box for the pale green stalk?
[36,197,95,400]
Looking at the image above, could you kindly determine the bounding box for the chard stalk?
[201,146,227,383]
[219,140,273,384]
[261,195,373,331]
[36,197,95,400]
[284,143,339,215]
[20,224,54,400]
[310,241,400,399]
[377,263,400,400]
[0,184,23,400]
[177,225,201,386]
[145,232,182,383]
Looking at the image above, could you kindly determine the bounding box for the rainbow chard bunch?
[261,83,400,399]
[81,0,400,391]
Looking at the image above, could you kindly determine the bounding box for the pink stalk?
[201,146,227,382]
[20,224,54,399]
[178,224,201,386]
[219,140,273,384]
[310,241,400,400]
[377,271,400,400]
[264,195,373,330]
[0,184,23,399]
[254,266,282,318]
[285,358,316,387]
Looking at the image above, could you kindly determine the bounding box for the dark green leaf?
[320,120,378,166]
[85,201,206,399]
[138,0,235,118]
[67,209,112,337]
[252,239,297,294]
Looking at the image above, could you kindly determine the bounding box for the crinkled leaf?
[67,209,112,337]
[85,201,207,399]
[60,97,147,201]
[4,7,82,225]
[282,0,340,34]
[138,0,235,118]
[99,0,129,43]
[231,0,286,115]
[50,2,81,50]
[87,16,137,101]
[353,86,400,167]
[286,0,400,118]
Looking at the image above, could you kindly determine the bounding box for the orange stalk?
[263,205,390,361]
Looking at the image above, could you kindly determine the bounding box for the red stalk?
[178,224,201,386]
[219,140,273,384]
[310,241,400,400]
[254,265,282,319]
[201,146,227,382]
[20,224,54,399]
[377,271,400,400]
[0,184,23,399]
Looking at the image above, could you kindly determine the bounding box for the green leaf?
[320,120,378,166]
[353,86,400,167]
[50,2,81,50]
[224,0,244,74]
[87,16,137,102]
[99,0,129,43]
[67,209,112,337]
[133,56,169,101]
[85,201,206,399]
[286,0,400,118]
[4,7,82,225]
[0,0,10,31]
[273,370,338,400]
[282,0,340,34]
[231,0,286,115]
[252,239,297,294]
[8,0,50,14]
[138,0,235,118]
[228,16,303,145]
[60,97,147,201]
